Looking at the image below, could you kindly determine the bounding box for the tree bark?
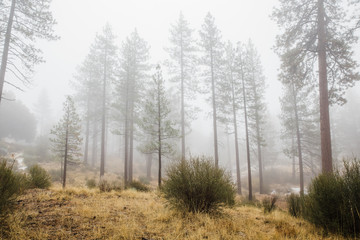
[291,136,296,181]
[63,117,69,188]
[231,77,241,195]
[157,81,162,187]
[180,34,186,160]
[100,51,107,178]
[241,70,252,201]
[0,0,16,103]
[91,120,97,167]
[317,0,333,173]
[210,47,219,168]
[291,82,304,195]
[252,82,264,194]
[84,96,90,165]
[129,103,134,182]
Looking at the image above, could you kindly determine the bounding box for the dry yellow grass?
[2,185,346,240]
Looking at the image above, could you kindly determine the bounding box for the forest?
[1,0,360,239]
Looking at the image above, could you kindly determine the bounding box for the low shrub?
[161,156,235,213]
[127,180,150,192]
[287,193,302,217]
[99,180,121,192]
[27,165,52,189]
[86,178,97,189]
[303,158,360,237]
[0,159,22,219]
[262,195,278,213]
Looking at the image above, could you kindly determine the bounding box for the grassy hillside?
[2,185,345,240]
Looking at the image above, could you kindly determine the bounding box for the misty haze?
[1,0,360,239]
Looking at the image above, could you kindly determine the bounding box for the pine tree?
[244,41,267,194]
[0,0,58,102]
[199,12,224,168]
[218,41,242,194]
[72,50,102,165]
[50,96,82,188]
[138,65,178,187]
[235,43,253,200]
[273,0,360,173]
[114,29,150,185]
[166,12,197,160]
[90,24,117,178]
[279,56,321,194]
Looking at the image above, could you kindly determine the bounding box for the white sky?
[15,0,281,120]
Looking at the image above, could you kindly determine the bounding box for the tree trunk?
[241,70,252,201]
[157,83,162,187]
[180,38,186,160]
[317,0,333,173]
[100,52,107,178]
[0,0,16,103]
[291,136,296,181]
[251,73,264,194]
[231,79,241,195]
[63,122,69,188]
[124,110,129,186]
[84,96,90,165]
[129,105,134,182]
[291,82,304,195]
[91,120,97,167]
[210,47,219,168]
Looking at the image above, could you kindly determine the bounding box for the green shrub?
[303,159,360,236]
[0,160,22,219]
[287,193,302,217]
[98,180,121,192]
[27,165,51,189]
[262,195,278,213]
[127,180,150,192]
[86,178,97,189]
[161,156,235,213]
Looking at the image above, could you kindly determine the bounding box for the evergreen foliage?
[166,12,198,159]
[138,65,178,186]
[161,156,235,213]
[0,0,58,101]
[27,164,51,189]
[0,159,23,221]
[300,159,360,236]
[50,96,82,188]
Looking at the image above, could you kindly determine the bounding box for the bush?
[98,180,121,192]
[262,195,278,213]
[86,178,97,189]
[127,180,150,192]
[27,165,51,189]
[303,158,360,236]
[161,156,235,213]
[0,159,22,219]
[287,193,302,217]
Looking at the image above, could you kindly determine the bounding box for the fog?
[2,0,360,194]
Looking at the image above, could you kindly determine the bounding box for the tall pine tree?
[273,0,360,173]
[138,65,178,187]
[166,12,197,160]
[50,96,82,188]
[199,12,224,168]
[0,0,58,102]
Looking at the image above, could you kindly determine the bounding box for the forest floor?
[2,185,346,240]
